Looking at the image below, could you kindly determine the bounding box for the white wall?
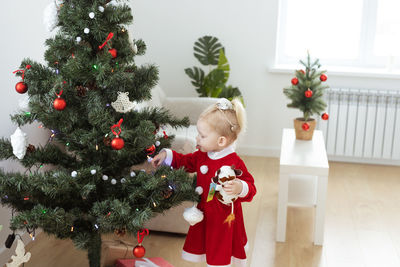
[0,1,50,263]
[131,0,400,156]
[1,0,400,262]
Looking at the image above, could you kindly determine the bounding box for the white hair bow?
[216,98,233,110]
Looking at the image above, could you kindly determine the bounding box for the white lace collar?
[207,143,236,160]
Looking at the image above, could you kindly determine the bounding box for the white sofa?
[142,85,219,234]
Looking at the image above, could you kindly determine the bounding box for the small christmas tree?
[283,53,329,139]
[0,1,198,266]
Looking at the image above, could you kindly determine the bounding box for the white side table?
[276,128,329,245]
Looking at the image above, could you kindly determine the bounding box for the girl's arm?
[152,148,199,173]
[235,158,257,202]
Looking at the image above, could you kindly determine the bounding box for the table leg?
[276,172,289,242]
[314,175,328,245]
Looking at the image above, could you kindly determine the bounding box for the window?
[275,0,400,71]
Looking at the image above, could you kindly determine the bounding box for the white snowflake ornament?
[90,169,96,175]
[98,6,105,12]
[111,179,117,185]
[6,239,31,267]
[84,28,90,34]
[111,92,136,113]
[71,171,77,177]
[10,127,28,160]
[89,12,95,19]
[76,36,82,43]
[102,175,109,181]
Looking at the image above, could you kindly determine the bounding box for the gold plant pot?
[293,118,316,140]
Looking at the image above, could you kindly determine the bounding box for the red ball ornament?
[321,113,329,120]
[320,74,328,82]
[108,48,117,58]
[305,89,313,98]
[302,122,310,131]
[291,77,299,85]
[146,144,156,155]
[111,137,124,150]
[133,245,145,258]
[53,97,66,110]
[15,82,28,94]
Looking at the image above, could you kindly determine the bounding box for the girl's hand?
[223,179,243,195]
[151,151,167,168]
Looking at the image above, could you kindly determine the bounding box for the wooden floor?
[21,156,400,267]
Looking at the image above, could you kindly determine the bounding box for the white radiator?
[318,88,400,165]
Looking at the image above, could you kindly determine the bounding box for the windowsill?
[270,65,400,80]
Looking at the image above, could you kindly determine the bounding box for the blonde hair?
[199,98,247,141]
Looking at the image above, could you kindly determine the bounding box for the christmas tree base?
[293,118,316,140]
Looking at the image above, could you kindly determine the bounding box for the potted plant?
[283,53,330,140]
[185,36,244,104]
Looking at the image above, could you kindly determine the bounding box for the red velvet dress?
[168,148,256,267]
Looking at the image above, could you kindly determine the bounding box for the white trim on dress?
[182,241,249,267]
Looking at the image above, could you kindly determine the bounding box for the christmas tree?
[0,1,198,266]
[283,53,329,122]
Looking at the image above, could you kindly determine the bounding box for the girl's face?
[196,119,222,152]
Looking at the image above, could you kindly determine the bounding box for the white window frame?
[275,0,399,71]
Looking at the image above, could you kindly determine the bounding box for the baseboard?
[328,155,400,166]
[236,145,280,158]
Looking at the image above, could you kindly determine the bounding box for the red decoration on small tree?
[291,77,299,85]
[108,48,117,58]
[320,74,327,81]
[299,69,305,74]
[133,229,149,258]
[321,113,329,120]
[54,90,67,110]
[110,118,125,150]
[302,122,310,131]
[305,88,313,98]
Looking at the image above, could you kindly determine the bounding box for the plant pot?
[293,118,316,140]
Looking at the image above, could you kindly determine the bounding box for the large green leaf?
[184,67,205,90]
[219,85,244,105]
[194,36,224,66]
[217,49,230,83]
[203,69,225,97]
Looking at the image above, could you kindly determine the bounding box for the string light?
[70,226,74,232]
[66,142,70,146]
[29,233,35,241]
[23,197,29,201]
[25,112,31,116]
[96,144,99,150]
[93,64,98,70]
[94,224,99,230]
[161,175,166,179]
[152,202,157,208]
[42,209,46,214]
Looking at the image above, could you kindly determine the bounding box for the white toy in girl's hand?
[212,165,243,205]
